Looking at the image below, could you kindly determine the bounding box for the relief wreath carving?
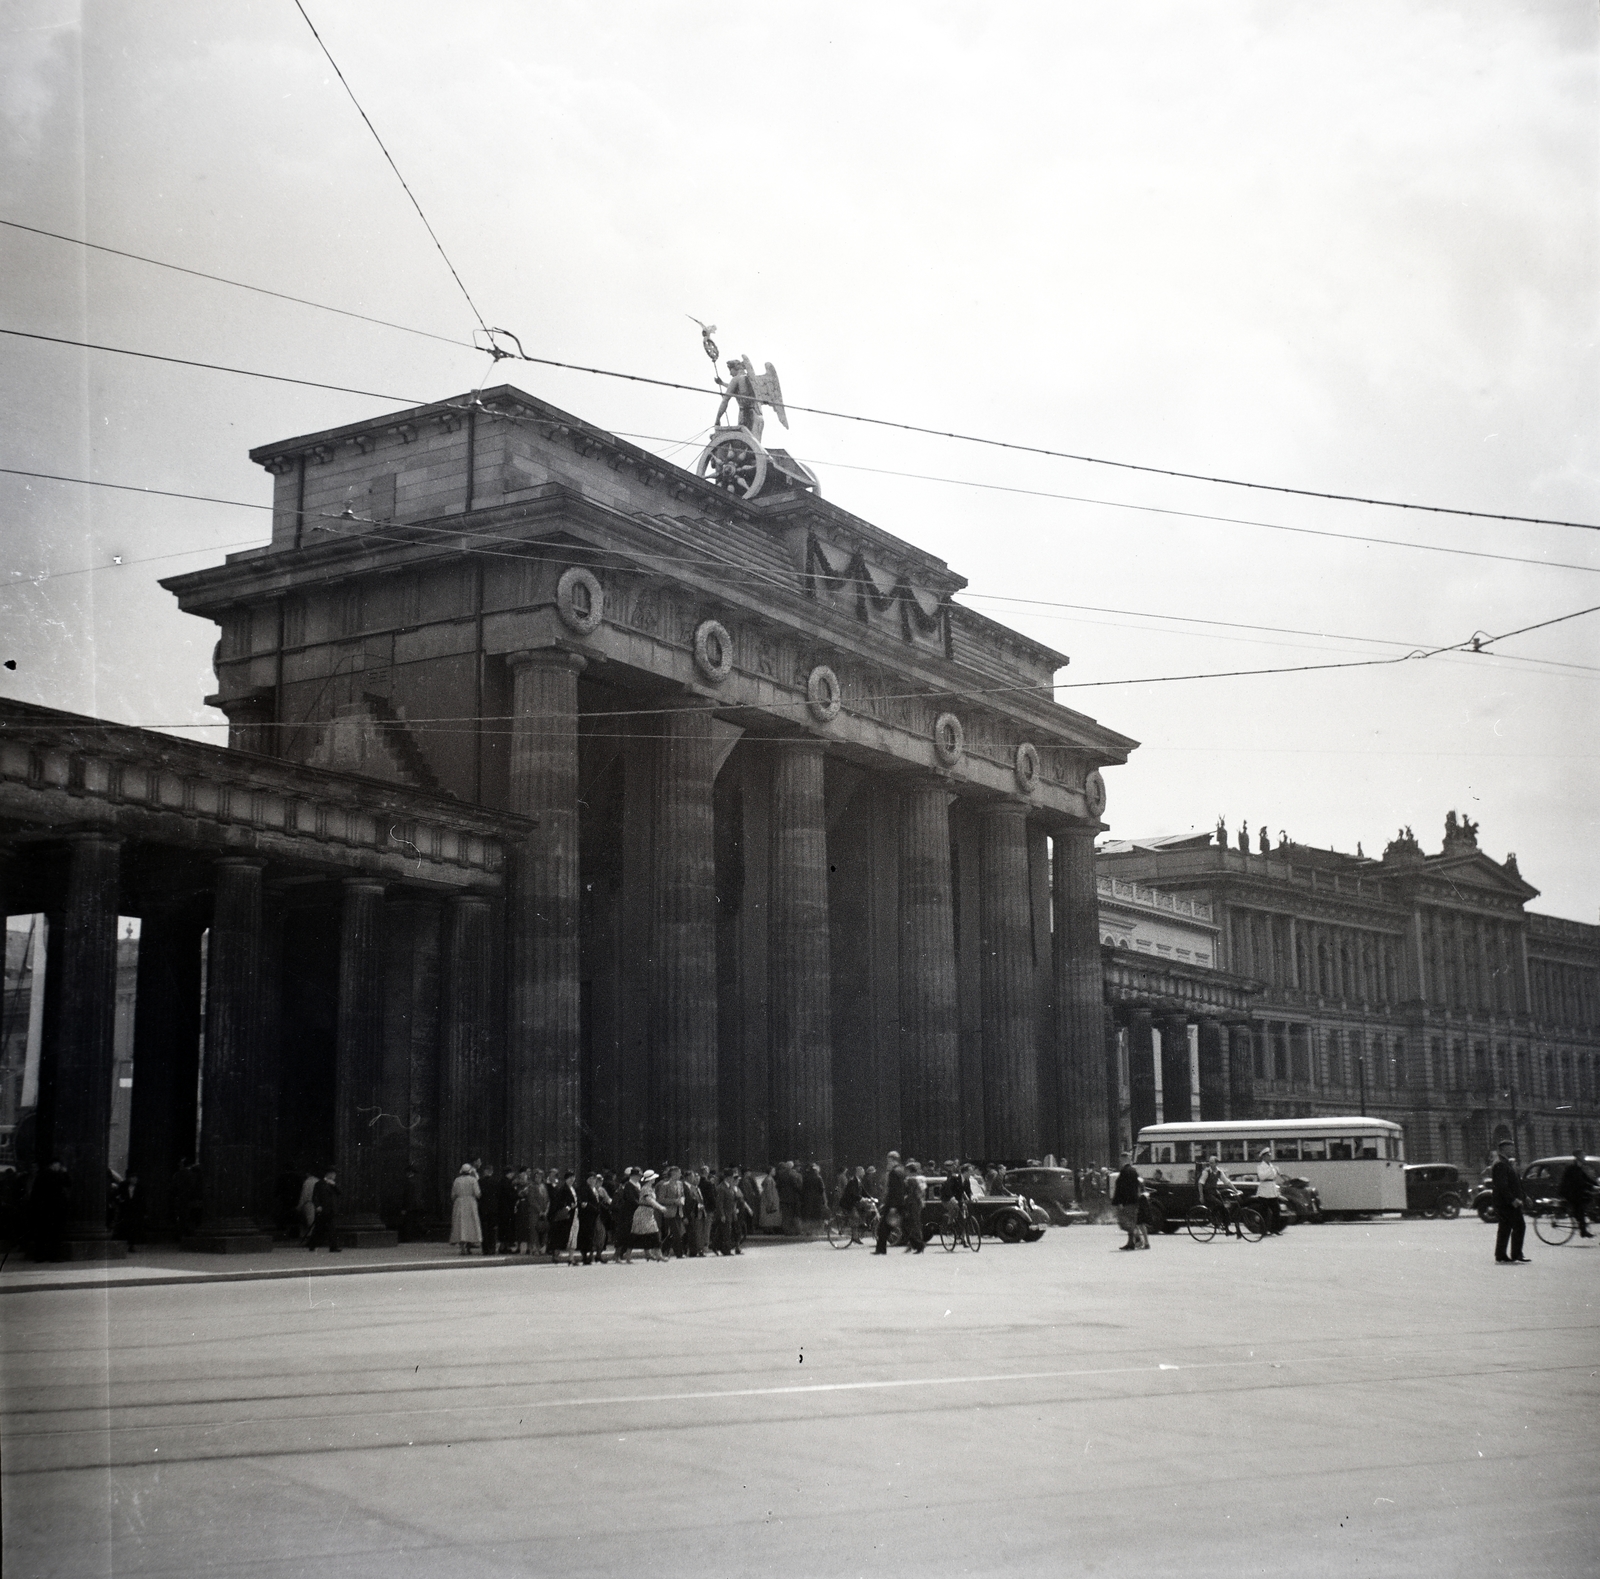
[693,619,734,683]
[933,712,965,767]
[555,567,603,634]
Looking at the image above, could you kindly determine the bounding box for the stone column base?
[336,1220,399,1249]
[184,1232,275,1255]
[58,1237,129,1262]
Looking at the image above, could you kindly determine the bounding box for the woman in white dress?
[450,1163,482,1254]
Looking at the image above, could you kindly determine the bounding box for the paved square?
[2,1220,1596,1578]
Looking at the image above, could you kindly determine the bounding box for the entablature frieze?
[0,704,523,891]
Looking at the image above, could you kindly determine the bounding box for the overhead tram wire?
[4,216,1594,535]
[11,602,1597,744]
[6,323,1599,569]
[0,221,474,353]
[8,465,1598,679]
[290,0,491,341]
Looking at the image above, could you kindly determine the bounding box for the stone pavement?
[1,1218,1595,1579]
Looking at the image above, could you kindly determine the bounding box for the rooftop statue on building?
[690,318,816,501]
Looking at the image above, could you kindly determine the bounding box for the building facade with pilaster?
[1096,821,1600,1168]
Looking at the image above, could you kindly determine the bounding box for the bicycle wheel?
[826,1214,855,1249]
[937,1213,958,1252]
[964,1213,982,1251]
[1533,1204,1575,1246]
[1235,1206,1266,1242]
[1185,1207,1217,1243]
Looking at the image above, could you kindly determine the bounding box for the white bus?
[1134,1117,1407,1217]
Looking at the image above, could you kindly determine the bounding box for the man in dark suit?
[874,1152,906,1254]
[1491,1140,1529,1264]
[305,1168,341,1252]
[1558,1152,1595,1237]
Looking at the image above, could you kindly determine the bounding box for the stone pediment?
[1422,850,1539,904]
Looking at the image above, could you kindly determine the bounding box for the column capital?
[979,798,1032,824]
[341,876,387,896]
[212,855,266,873]
[507,646,587,676]
[62,830,123,850]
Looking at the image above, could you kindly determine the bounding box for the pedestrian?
[874,1151,906,1254]
[801,1163,827,1228]
[1558,1150,1595,1238]
[613,1168,640,1262]
[715,1168,744,1254]
[448,1163,481,1254]
[513,1169,534,1254]
[577,1174,606,1265]
[547,1169,578,1264]
[839,1165,865,1243]
[901,1160,927,1253]
[477,1164,499,1254]
[497,1167,519,1255]
[657,1165,687,1258]
[1491,1139,1531,1264]
[305,1167,342,1252]
[529,1169,550,1254]
[399,1165,425,1243]
[112,1171,144,1248]
[295,1168,318,1243]
[632,1173,665,1260]
[1112,1150,1146,1250]
[1254,1148,1285,1235]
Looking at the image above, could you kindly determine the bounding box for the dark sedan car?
[1138,1171,1320,1232]
[1403,1163,1463,1218]
[1003,1167,1088,1226]
[920,1177,1047,1243]
[1472,1155,1599,1222]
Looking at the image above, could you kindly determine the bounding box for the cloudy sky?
[3,1,1596,918]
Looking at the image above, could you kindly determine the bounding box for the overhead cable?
[290,0,491,339]
[0,220,473,352]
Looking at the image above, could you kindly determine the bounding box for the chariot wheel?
[696,429,768,500]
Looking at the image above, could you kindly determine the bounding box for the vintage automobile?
[1003,1166,1089,1226]
[1472,1155,1599,1223]
[920,1176,1047,1243]
[1138,1171,1320,1232]
[1403,1163,1463,1218]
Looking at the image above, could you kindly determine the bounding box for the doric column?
[1196,1017,1227,1120]
[1228,1024,1256,1117]
[1103,1006,1124,1160]
[334,877,396,1245]
[898,779,960,1163]
[1158,1014,1192,1123]
[192,859,273,1251]
[650,703,718,1165]
[44,834,124,1258]
[1127,1008,1157,1136]
[127,907,204,1239]
[506,648,583,1170]
[1051,824,1107,1172]
[439,893,495,1197]
[769,742,832,1166]
[978,802,1039,1158]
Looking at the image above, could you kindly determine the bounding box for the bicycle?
[936,1197,982,1252]
[1185,1198,1265,1243]
[1530,1197,1580,1247]
[827,1202,872,1248]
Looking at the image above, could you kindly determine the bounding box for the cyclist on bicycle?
[940,1160,972,1230]
[1200,1155,1240,1237]
[1559,1151,1597,1238]
[838,1166,866,1242]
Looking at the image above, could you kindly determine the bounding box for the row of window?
[1137,1136,1390,1166]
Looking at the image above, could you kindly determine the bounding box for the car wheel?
[1143,1202,1166,1237]
[996,1213,1026,1243]
[1437,1195,1461,1220]
[1476,1202,1497,1224]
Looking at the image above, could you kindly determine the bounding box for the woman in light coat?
[449,1164,482,1254]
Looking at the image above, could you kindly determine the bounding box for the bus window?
[1154,1144,1176,1165]
[1299,1137,1327,1162]
[1134,1144,1152,1164]
[1328,1138,1354,1160]
[1187,1142,1210,1164]
[1219,1140,1248,1164]
[1270,1140,1300,1163]
[1357,1136,1380,1160]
